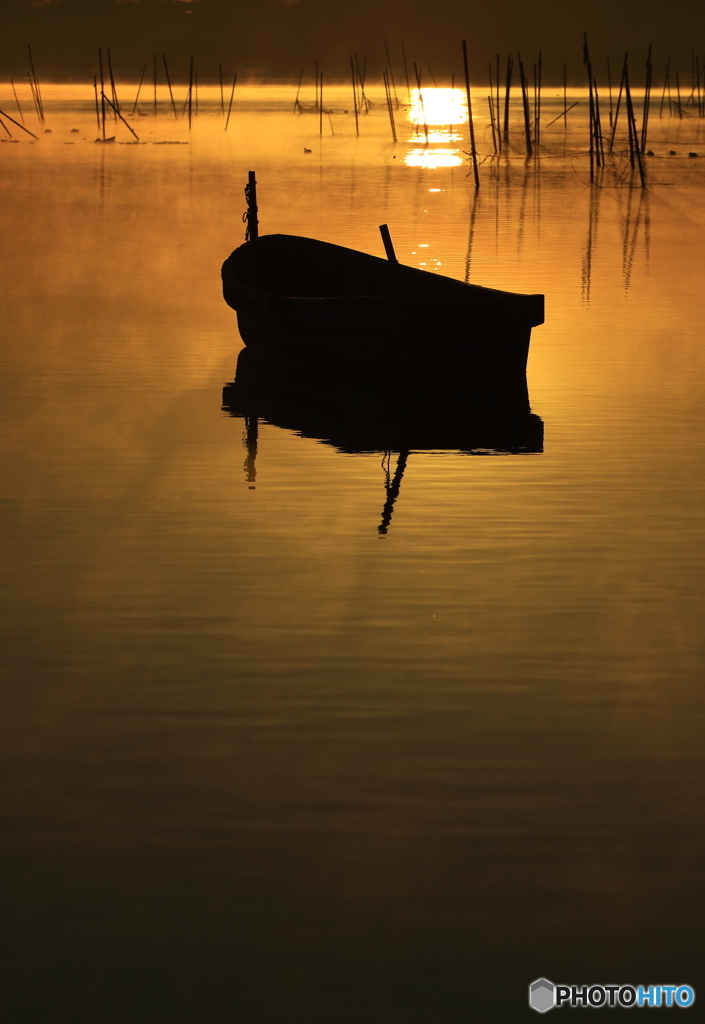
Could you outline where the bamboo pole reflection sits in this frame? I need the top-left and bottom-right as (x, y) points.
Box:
(378, 451), (409, 536)
(243, 415), (257, 489)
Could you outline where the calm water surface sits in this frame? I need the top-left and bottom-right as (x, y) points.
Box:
(2, 85), (705, 1022)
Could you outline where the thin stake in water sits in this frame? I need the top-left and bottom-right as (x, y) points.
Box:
(384, 39), (399, 107)
(27, 45), (44, 124)
(98, 48), (106, 139)
(351, 57), (359, 137)
(383, 69), (397, 141)
(102, 92), (139, 140)
(132, 65), (147, 116)
(162, 55), (178, 119)
(10, 79), (24, 124)
(293, 67), (303, 113)
(504, 55), (513, 143)
(462, 40), (480, 187)
(401, 42), (411, 104)
(224, 74), (237, 131)
(93, 75), (100, 130)
(319, 72), (323, 136)
(517, 51), (532, 157)
(107, 48), (119, 118)
(0, 106), (38, 139)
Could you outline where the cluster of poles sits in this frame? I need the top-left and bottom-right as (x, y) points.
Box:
(292, 36), (705, 191)
(92, 51), (240, 141)
(0, 45), (43, 140)
(3, 37), (704, 185)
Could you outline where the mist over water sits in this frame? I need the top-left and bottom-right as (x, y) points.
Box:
(2, 84), (705, 1023)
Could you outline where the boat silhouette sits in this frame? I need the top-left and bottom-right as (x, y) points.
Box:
(222, 234), (544, 374)
(222, 173), (544, 375)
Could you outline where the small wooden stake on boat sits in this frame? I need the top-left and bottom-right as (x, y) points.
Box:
(379, 224), (397, 262)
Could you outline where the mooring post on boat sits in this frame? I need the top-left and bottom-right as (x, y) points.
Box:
(245, 171), (259, 241)
(379, 224), (397, 262)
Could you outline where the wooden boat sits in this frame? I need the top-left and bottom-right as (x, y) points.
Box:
(222, 233), (544, 375)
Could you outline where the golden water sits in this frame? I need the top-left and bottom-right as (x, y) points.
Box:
(2, 84), (705, 1022)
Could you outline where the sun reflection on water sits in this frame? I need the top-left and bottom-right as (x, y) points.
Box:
(404, 148), (464, 168)
(404, 87), (466, 168)
(408, 88), (467, 126)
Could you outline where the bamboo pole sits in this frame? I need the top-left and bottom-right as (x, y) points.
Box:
(224, 73), (237, 131)
(402, 43), (411, 103)
(641, 46), (652, 154)
(517, 51), (532, 157)
(0, 106), (39, 139)
(462, 40), (480, 188)
(351, 57), (359, 136)
(545, 102), (578, 128)
(10, 79), (24, 124)
(609, 53), (627, 153)
(659, 59), (670, 118)
(131, 65), (147, 115)
(293, 67), (303, 112)
(93, 75), (100, 130)
(358, 56), (369, 112)
(99, 48), (106, 139)
(245, 171), (258, 241)
(495, 53), (501, 151)
(536, 50), (542, 148)
(188, 56), (193, 129)
(383, 70), (397, 141)
(384, 39), (399, 107)
(583, 34), (595, 181)
(503, 55), (513, 143)
(162, 55), (178, 119)
(593, 77), (605, 165)
(488, 95), (498, 153)
(107, 48), (119, 117)
(102, 92), (140, 140)
(26, 73), (40, 123)
(624, 65), (645, 186)
(414, 63), (427, 140)
(319, 72), (323, 136)
(27, 45), (44, 124)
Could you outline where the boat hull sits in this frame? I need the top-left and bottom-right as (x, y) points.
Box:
(222, 234), (544, 375)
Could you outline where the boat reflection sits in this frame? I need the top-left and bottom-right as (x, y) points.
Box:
(223, 347), (543, 532)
